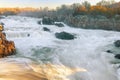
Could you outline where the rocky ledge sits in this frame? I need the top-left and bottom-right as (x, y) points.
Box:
(0, 24), (16, 57)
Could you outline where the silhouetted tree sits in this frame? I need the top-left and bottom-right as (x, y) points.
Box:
(82, 1), (91, 11)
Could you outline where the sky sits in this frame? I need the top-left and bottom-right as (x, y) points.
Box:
(0, 0), (120, 9)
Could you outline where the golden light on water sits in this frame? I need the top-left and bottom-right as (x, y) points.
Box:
(30, 63), (87, 80)
(0, 62), (87, 80)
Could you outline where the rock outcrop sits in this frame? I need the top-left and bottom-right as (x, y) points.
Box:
(115, 54), (120, 59)
(0, 24), (16, 57)
(37, 21), (42, 25)
(114, 40), (120, 47)
(43, 27), (50, 32)
(42, 17), (54, 25)
(55, 23), (64, 27)
(55, 32), (75, 40)
(106, 50), (113, 53)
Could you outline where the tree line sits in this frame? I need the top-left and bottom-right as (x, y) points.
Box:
(0, 0), (120, 19)
(1, 0), (120, 31)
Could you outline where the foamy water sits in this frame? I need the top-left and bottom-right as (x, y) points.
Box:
(0, 16), (119, 80)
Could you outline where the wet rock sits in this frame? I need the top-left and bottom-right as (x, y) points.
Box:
(0, 38), (16, 57)
(27, 34), (30, 37)
(0, 32), (6, 40)
(37, 21), (41, 25)
(42, 17), (54, 25)
(0, 24), (4, 31)
(115, 54), (120, 59)
(55, 32), (75, 40)
(55, 23), (64, 27)
(43, 27), (50, 32)
(0, 25), (16, 58)
(106, 50), (113, 53)
(114, 40), (120, 47)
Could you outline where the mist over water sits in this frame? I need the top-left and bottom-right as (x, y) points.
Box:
(0, 16), (120, 80)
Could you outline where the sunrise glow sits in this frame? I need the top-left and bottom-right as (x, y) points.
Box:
(0, 0), (119, 9)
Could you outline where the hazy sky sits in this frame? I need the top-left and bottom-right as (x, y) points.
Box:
(0, 0), (120, 9)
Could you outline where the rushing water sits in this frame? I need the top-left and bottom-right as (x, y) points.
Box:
(0, 16), (120, 80)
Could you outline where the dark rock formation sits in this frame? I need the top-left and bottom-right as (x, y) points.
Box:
(55, 32), (75, 40)
(43, 27), (50, 32)
(55, 23), (64, 27)
(0, 25), (16, 57)
(27, 34), (30, 37)
(106, 50), (113, 53)
(37, 21), (41, 25)
(114, 40), (120, 47)
(42, 17), (54, 25)
(115, 54), (120, 59)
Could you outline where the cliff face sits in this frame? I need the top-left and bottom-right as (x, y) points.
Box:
(0, 25), (16, 57)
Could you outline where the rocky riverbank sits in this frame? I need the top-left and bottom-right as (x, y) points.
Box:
(0, 24), (15, 57)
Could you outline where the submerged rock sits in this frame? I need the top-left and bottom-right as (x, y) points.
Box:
(55, 23), (64, 27)
(114, 40), (120, 47)
(0, 25), (16, 57)
(37, 21), (41, 25)
(115, 54), (120, 59)
(43, 27), (50, 32)
(42, 17), (54, 25)
(106, 50), (113, 53)
(55, 32), (75, 40)
(27, 34), (30, 37)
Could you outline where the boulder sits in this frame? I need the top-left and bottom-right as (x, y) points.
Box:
(115, 54), (120, 59)
(37, 21), (41, 25)
(42, 17), (54, 25)
(43, 27), (50, 32)
(0, 32), (6, 40)
(0, 39), (16, 57)
(55, 23), (64, 27)
(0, 25), (16, 58)
(114, 40), (120, 47)
(55, 32), (75, 40)
(27, 34), (30, 37)
(3, 40), (15, 57)
(106, 50), (113, 53)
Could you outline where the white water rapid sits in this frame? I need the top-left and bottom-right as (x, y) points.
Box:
(0, 16), (119, 80)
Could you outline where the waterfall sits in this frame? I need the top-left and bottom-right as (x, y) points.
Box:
(0, 16), (120, 80)
(5, 31), (31, 38)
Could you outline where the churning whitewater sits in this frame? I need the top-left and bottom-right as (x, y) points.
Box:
(0, 16), (120, 80)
